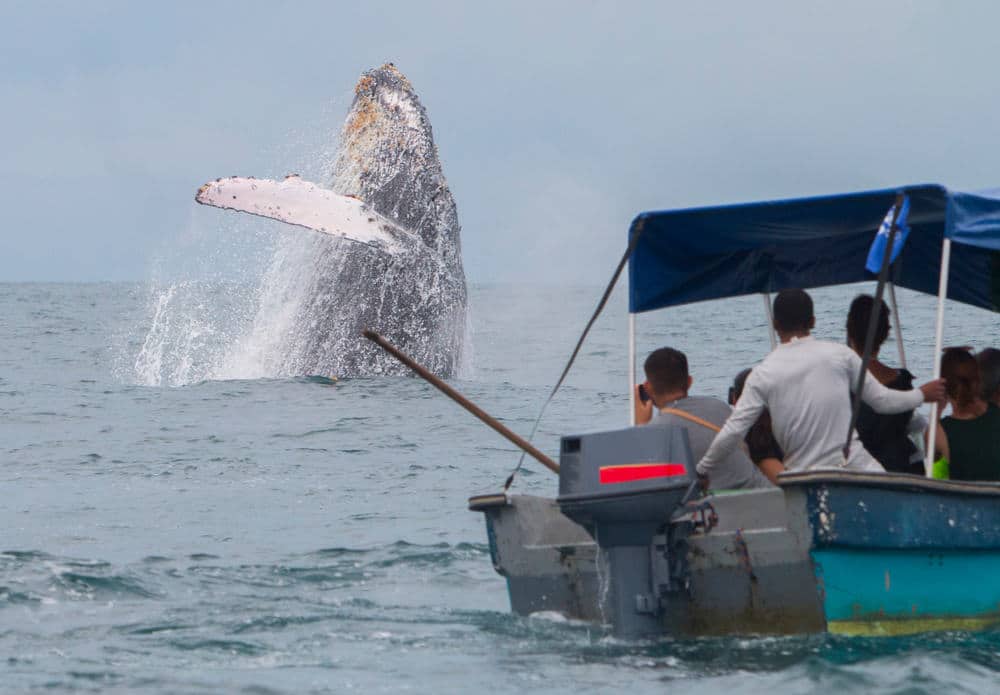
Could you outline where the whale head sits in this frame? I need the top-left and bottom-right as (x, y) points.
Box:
(332, 63), (463, 273)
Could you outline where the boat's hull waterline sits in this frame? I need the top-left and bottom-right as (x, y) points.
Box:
(472, 467), (1000, 637)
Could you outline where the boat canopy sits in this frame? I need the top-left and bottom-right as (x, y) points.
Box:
(628, 183), (1000, 314)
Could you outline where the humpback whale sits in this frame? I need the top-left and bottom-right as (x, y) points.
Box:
(196, 64), (467, 377)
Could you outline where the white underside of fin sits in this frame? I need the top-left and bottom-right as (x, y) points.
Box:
(195, 175), (417, 254)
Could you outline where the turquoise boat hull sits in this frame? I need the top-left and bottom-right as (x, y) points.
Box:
(813, 548), (1000, 634)
(782, 471), (1000, 636)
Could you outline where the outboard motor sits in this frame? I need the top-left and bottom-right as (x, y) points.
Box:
(557, 425), (695, 636)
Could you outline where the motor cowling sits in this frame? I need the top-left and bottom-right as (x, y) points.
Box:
(557, 425), (694, 636)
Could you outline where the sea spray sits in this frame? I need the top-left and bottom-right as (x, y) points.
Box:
(212, 233), (326, 380)
(132, 279), (259, 386)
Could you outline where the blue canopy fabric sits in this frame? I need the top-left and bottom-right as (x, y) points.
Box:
(628, 184), (1000, 314)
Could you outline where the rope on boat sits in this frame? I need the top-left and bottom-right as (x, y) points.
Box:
(502, 220), (647, 492)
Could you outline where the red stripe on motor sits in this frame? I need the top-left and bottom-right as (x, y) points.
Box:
(599, 463), (687, 484)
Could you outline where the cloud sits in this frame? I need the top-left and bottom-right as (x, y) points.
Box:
(3, 1), (1000, 280)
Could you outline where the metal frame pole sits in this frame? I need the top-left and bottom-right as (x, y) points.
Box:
(844, 193), (905, 461)
(925, 239), (952, 477)
(629, 312), (637, 425)
(762, 293), (777, 350)
(888, 281), (907, 369)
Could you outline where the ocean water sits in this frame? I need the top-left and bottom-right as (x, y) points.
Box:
(2, 280), (999, 694)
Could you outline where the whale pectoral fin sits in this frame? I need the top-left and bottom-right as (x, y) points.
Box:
(195, 175), (419, 254)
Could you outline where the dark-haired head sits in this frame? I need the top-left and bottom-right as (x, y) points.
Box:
(978, 348), (1000, 404)
(729, 368), (752, 406)
(644, 347), (690, 398)
(941, 347), (982, 409)
(846, 294), (890, 353)
(773, 289), (815, 335)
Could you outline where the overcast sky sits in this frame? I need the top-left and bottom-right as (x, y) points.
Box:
(3, 1), (1000, 283)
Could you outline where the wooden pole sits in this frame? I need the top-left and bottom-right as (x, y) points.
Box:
(362, 330), (560, 474)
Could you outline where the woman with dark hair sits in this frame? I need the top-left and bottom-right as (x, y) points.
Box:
(940, 348), (1000, 481)
(977, 348), (1000, 406)
(846, 294), (923, 474)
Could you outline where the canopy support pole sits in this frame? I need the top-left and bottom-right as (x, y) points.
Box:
(762, 293), (777, 350)
(888, 282), (907, 369)
(926, 239), (952, 477)
(629, 312), (637, 425)
(844, 193), (905, 462)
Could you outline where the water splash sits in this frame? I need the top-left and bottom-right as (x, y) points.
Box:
(212, 234), (325, 380)
(595, 530), (611, 627)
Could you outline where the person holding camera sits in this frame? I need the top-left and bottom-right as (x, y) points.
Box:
(634, 346), (772, 490)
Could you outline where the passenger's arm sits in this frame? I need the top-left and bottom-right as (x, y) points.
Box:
(696, 374), (766, 480)
(926, 422), (950, 461)
(757, 457), (786, 486)
(847, 352), (925, 414)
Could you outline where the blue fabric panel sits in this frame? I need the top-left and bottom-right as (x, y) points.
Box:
(948, 188), (1000, 252)
(628, 183), (1000, 314)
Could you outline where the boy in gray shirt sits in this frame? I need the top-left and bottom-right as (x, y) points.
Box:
(635, 347), (772, 490)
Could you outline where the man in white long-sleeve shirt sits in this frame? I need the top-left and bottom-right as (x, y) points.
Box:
(697, 289), (946, 483)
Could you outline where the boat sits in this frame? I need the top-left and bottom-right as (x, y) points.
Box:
(469, 184), (1000, 637)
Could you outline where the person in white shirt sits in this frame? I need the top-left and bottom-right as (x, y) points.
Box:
(697, 289), (946, 485)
